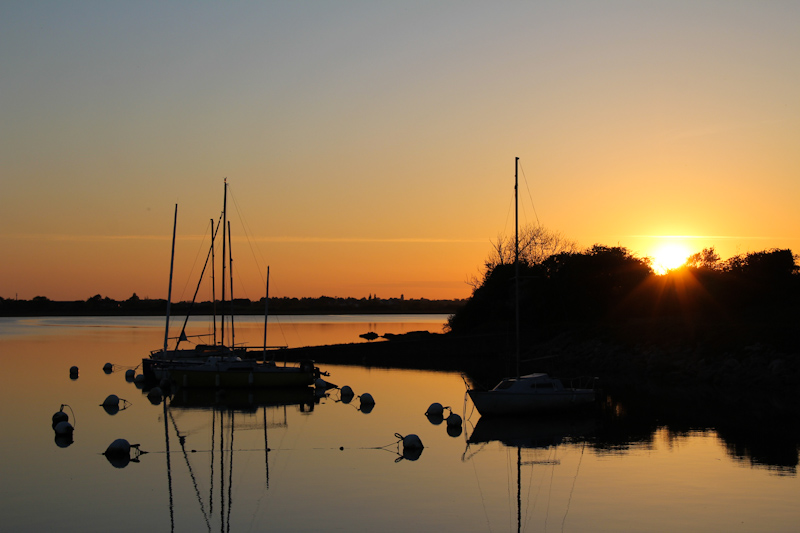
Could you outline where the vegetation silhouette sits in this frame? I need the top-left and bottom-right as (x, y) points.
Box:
(449, 244), (798, 341)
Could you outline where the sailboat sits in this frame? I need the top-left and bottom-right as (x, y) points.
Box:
(143, 180), (321, 389)
(467, 158), (595, 415)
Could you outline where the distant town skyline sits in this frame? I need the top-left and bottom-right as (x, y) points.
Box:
(3, 2), (799, 301)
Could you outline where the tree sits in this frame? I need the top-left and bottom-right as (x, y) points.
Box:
(469, 225), (579, 289)
(685, 247), (721, 270)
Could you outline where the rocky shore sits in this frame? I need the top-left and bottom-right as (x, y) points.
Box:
(280, 321), (800, 422)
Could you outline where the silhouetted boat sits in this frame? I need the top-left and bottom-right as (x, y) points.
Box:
(143, 180), (320, 388)
(467, 158), (595, 415)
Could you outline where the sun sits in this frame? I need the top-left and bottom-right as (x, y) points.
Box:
(651, 243), (690, 274)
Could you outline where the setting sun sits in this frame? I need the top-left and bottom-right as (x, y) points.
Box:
(651, 244), (691, 274)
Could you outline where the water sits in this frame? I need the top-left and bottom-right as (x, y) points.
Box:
(1, 315), (799, 532)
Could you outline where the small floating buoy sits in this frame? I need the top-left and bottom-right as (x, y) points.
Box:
(402, 434), (424, 449)
(69, 366), (79, 378)
(102, 394), (120, 407)
(445, 413), (462, 427)
(339, 385), (354, 404)
(360, 393), (374, 404)
(125, 369), (135, 382)
(396, 433), (424, 461)
(359, 393), (375, 413)
(103, 363), (113, 374)
(101, 394), (121, 415)
(105, 438), (130, 456)
(134, 374), (146, 384)
(103, 438), (141, 468)
(54, 420), (74, 436)
(426, 402), (444, 416)
(52, 411), (69, 429)
(54, 433), (73, 448)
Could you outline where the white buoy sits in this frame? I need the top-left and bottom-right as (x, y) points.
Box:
(103, 362), (113, 374)
(125, 369), (135, 381)
(54, 420), (74, 436)
(426, 402), (444, 416)
(446, 413), (462, 427)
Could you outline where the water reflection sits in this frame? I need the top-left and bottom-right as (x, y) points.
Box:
(3, 317), (800, 532)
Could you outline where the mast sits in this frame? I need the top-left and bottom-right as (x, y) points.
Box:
(514, 157), (520, 378)
(211, 218), (217, 346)
(228, 220), (235, 350)
(263, 266), (270, 362)
(164, 204), (178, 354)
(221, 179), (227, 348)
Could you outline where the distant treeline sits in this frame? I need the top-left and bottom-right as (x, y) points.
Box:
(0, 294), (465, 317)
(448, 245), (799, 347)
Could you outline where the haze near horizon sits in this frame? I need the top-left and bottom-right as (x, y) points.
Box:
(2, 2), (798, 301)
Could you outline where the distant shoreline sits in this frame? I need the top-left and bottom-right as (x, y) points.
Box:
(0, 295), (465, 318)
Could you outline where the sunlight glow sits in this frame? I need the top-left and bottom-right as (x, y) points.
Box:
(652, 243), (691, 274)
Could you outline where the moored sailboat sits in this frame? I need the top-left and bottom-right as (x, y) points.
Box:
(143, 180), (321, 388)
(467, 158), (596, 415)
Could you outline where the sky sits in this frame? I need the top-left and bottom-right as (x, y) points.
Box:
(2, 1), (799, 301)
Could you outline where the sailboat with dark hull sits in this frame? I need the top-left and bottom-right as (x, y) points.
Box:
(143, 180), (320, 389)
(467, 158), (595, 415)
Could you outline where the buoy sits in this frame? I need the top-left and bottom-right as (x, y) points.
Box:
(445, 413), (462, 427)
(54, 420), (74, 436)
(105, 438), (130, 456)
(124, 369), (135, 382)
(52, 411), (69, 429)
(69, 366), (79, 377)
(360, 393), (375, 404)
(102, 394), (120, 407)
(395, 433), (424, 461)
(101, 394), (121, 415)
(103, 362), (113, 374)
(426, 402), (444, 416)
(54, 434), (73, 448)
(103, 438), (141, 468)
(425, 413), (444, 426)
(402, 434), (424, 449)
(340, 385), (354, 396)
(134, 374), (146, 384)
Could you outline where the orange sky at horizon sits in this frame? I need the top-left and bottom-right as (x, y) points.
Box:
(2, 2), (799, 302)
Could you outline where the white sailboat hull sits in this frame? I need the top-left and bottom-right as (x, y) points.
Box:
(468, 388), (595, 416)
(468, 373), (596, 416)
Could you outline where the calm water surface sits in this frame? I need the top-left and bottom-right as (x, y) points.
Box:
(1, 315), (798, 532)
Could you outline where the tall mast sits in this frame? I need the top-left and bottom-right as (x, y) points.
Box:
(228, 220), (235, 349)
(164, 204), (178, 354)
(263, 266), (270, 362)
(211, 218), (217, 346)
(514, 157), (520, 378)
(221, 179), (227, 347)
